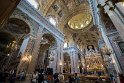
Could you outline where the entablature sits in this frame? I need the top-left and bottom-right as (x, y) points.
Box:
(17, 0), (64, 42)
(63, 45), (83, 56)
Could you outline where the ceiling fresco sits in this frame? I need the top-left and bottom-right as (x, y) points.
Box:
(68, 13), (92, 30)
(37, 0), (100, 48)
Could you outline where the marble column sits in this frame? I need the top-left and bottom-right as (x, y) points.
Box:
(27, 29), (43, 74)
(98, 10), (122, 83)
(70, 52), (74, 74)
(97, 1), (122, 73)
(99, 1), (124, 41)
(48, 41), (64, 74)
(50, 49), (57, 74)
(116, 3), (124, 15)
(56, 42), (64, 73)
(60, 42), (64, 73)
(16, 28), (43, 83)
(70, 50), (79, 74)
(98, 21), (122, 73)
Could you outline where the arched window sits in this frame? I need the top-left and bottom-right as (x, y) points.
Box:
(27, 0), (39, 9)
(49, 17), (56, 26)
(52, 4), (59, 11)
(123, 2), (124, 7)
(64, 42), (68, 48)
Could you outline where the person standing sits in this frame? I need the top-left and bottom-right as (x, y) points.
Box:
(43, 75), (48, 83)
(0, 70), (4, 83)
(118, 73), (124, 83)
(68, 76), (75, 83)
(9, 70), (16, 83)
(53, 73), (59, 83)
(19, 71), (25, 80)
(74, 73), (80, 83)
(38, 72), (44, 83)
(110, 73), (114, 83)
(31, 71), (38, 83)
(58, 73), (64, 83)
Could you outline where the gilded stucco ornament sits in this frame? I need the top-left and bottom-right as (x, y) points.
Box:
(68, 13), (92, 30)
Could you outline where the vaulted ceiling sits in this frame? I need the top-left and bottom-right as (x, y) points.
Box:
(38, 0), (91, 29)
(37, 0), (100, 48)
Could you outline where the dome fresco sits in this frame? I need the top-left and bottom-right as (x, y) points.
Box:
(68, 13), (92, 30)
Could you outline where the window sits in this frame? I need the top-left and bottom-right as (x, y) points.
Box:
(58, 10), (63, 17)
(64, 42), (67, 48)
(49, 17), (56, 26)
(121, 2), (124, 7)
(78, 0), (83, 4)
(52, 4), (59, 11)
(74, 0), (80, 6)
(118, 42), (124, 54)
(27, 0), (39, 9)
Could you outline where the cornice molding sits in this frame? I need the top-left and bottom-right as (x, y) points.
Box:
(17, 0), (64, 42)
(63, 45), (83, 56)
(58, 4), (91, 28)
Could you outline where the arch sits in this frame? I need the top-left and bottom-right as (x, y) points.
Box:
(10, 14), (33, 33)
(0, 32), (16, 54)
(36, 33), (57, 69)
(60, 5), (92, 28)
(5, 18), (31, 34)
(0, 17), (31, 70)
(42, 33), (56, 46)
(63, 52), (71, 73)
(42, 30), (58, 46)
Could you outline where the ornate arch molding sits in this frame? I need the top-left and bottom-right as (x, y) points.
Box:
(10, 9), (34, 34)
(42, 30), (57, 47)
(63, 52), (71, 57)
(1, 17), (32, 42)
(42, 28), (64, 46)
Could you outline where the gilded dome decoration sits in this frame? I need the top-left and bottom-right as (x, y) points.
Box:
(68, 13), (92, 30)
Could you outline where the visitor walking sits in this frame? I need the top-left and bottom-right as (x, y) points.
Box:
(31, 71), (38, 83)
(53, 73), (59, 83)
(9, 70), (16, 83)
(68, 76), (74, 83)
(0, 70), (4, 83)
(118, 73), (124, 83)
(38, 72), (44, 83)
(58, 73), (64, 83)
(19, 71), (25, 80)
(74, 73), (80, 83)
(43, 75), (48, 83)
(110, 73), (114, 83)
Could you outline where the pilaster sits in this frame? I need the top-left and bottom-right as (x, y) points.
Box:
(97, 0), (123, 73)
(16, 28), (43, 82)
(99, 1), (124, 41)
(69, 50), (79, 74)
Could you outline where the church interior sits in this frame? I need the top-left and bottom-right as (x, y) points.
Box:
(0, 0), (124, 83)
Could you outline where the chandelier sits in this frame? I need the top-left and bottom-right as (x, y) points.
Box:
(48, 56), (54, 61)
(5, 41), (17, 54)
